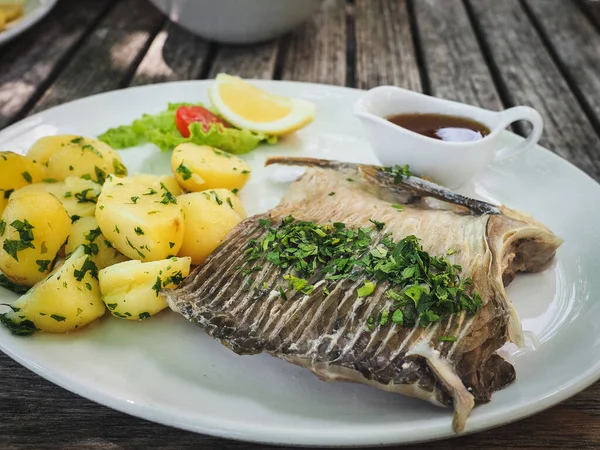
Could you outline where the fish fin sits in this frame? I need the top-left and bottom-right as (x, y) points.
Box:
(266, 156), (501, 216)
(408, 341), (475, 433)
(359, 165), (501, 216)
(265, 156), (359, 172)
(507, 302), (525, 347)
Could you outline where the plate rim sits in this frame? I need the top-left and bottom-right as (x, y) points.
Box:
(1, 79), (599, 447)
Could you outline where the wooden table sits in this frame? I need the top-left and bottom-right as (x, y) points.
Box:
(1, 0), (600, 448)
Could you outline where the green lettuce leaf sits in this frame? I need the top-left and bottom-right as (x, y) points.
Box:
(97, 102), (277, 154)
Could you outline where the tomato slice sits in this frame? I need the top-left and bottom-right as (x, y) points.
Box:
(175, 106), (230, 137)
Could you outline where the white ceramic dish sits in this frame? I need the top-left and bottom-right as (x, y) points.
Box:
(354, 85), (544, 189)
(0, 80), (599, 447)
(0, 0), (57, 46)
(147, 0), (324, 44)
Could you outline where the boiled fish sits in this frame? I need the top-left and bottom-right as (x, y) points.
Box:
(163, 157), (563, 432)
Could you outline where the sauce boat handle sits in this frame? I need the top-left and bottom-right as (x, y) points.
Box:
(493, 106), (544, 162)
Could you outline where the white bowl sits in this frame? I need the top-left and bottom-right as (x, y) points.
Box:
(148, 0), (325, 44)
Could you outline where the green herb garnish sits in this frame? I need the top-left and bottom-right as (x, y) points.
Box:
(159, 183), (177, 205)
(0, 315), (37, 335)
(82, 144), (103, 158)
(36, 260), (51, 273)
(2, 219), (35, 261)
(85, 227), (102, 242)
(369, 219), (384, 230)
(112, 158), (127, 176)
(151, 276), (162, 296)
(212, 191), (223, 206)
(176, 162), (193, 181)
(283, 274), (314, 295)
(245, 216), (482, 328)
(94, 166), (107, 184)
(21, 171), (32, 183)
(0, 274), (29, 294)
(73, 258), (98, 281)
(357, 281), (376, 297)
(75, 188), (97, 204)
(383, 164), (412, 183)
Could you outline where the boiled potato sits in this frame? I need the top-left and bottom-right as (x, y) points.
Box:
(0, 196), (7, 219)
(125, 174), (183, 196)
(28, 135), (127, 182)
(27, 135), (80, 164)
(0, 191), (71, 286)
(171, 143), (251, 192)
(96, 175), (184, 261)
(0, 151), (45, 209)
(0, 4), (23, 22)
(178, 190), (245, 265)
(99, 256), (191, 320)
(11, 177), (102, 220)
(208, 188), (247, 219)
(65, 216), (128, 270)
(0, 246), (105, 334)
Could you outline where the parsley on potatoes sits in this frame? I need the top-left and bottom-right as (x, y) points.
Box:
(99, 257), (191, 320)
(177, 189), (246, 265)
(0, 191), (71, 286)
(27, 135), (127, 182)
(65, 216), (129, 270)
(0, 246), (105, 334)
(0, 133), (252, 335)
(0, 151), (45, 216)
(171, 143), (251, 192)
(11, 177), (103, 220)
(95, 175), (185, 261)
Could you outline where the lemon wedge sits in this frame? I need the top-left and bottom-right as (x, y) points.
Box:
(209, 73), (315, 136)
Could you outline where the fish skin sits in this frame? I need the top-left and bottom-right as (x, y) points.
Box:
(163, 158), (562, 433)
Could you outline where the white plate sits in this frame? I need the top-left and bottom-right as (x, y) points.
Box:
(0, 0), (57, 46)
(0, 81), (599, 447)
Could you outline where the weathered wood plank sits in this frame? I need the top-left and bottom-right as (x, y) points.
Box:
(208, 41), (279, 80)
(0, 0), (113, 129)
(524, 0), (600, 128)
(130, 22), (210, 86)
(580, 0), (600, 27)
(281, 0), (346, 86)
(414, 0), (503, 111)
(354, 0), (422, 91)
(467, 0), (600, 179)
(1, 347), (600, 449)
(29, 0), (165, 114)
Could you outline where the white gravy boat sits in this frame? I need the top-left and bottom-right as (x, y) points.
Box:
(353, 86), (543, 189)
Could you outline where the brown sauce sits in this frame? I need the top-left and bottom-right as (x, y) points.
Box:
(387, 113), (491, 142)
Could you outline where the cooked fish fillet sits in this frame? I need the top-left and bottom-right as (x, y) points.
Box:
(163, 157), (563, 432)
